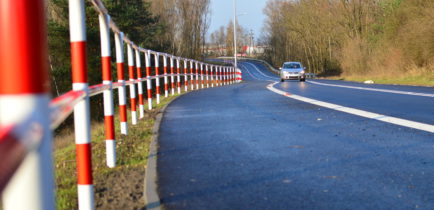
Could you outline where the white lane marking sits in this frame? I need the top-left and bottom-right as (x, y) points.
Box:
(267, 82), (434, 133)
(308, 80), (434, 98)
(243, 62), (278, 81)
(239, 63), (267, 81)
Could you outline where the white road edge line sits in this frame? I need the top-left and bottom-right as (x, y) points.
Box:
(243, 62), (278, 81)
(267, 82), (434, 133)
(308, 80), (434, 98)
(239, 63), (268, 81)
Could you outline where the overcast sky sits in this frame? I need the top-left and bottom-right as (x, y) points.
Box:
(208, 0), (267, 40)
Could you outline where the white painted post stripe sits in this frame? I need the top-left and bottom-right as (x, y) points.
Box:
(267, 82), (434, 133)
(77, 185), (94, 210)
(69, 0), (86, 42)
(0, 96), (55, 210)
(105, 140), (116, 168)
(98, 14), (110, 57)
(115, 32), (124, 63)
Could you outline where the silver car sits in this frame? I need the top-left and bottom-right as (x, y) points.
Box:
(280, 62), (306, 82)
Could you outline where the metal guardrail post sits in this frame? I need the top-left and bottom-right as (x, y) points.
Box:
(195, 62), (200, 89)
(0, 0), (55, 209)
(210, 66), (214, 87)
(190, 60), (195, 90)
(98, 13), (116, 168)
(184, 59), (189, 92)
(163, 54), (168, 97)
(154, 53), (161, 104)
(200, 63), (205, 89)
(115, 32), (128, 135)
(69, 0), (95, 209)
(145, 51), (153, 110)
(176, 58), (181, 94)
(206, 64), (210, 88)
(170, 56), (175, 96)
(127, 43), (137, 125)
(135, 48), (145, 119)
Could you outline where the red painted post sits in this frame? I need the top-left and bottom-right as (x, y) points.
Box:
(98, 13), (116, 168)
(184, 60), (189, 92)
(201, 63), (205, 89)
(225, 67), (229, 85)
(190, 60), (195, 90)
(127, 43), (137, 125)
(0, 0), (55, 209)
(230, 67), (233, 84)
(233, 67), (236, 84)
(222, 67), (225, 85)
(206, 64), (210, 88)
(210, 65), (214, 87)
(217, 66), (220, 86)
(176, 58), (181, 94)
(145, 51), (153, 110)
(135, 49), (145, 118)
(220, 67), (222, 85)
(115, 32), (128, 135)
(69, 0), (94, 209)
(170, 56), (175, 95)
(163, 54), (168, 97)
(154, 53), (161, 104)
(195, 62), (200, 89)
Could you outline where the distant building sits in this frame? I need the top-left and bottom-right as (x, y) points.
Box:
(242, 46), (266, 55)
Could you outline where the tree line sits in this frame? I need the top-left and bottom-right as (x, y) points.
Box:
(262, 0), (434, 77)
(208, 21), (252, 57)
(47, 0), (210, 123)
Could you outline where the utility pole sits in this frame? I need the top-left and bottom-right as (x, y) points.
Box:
(248, 29), (254, 56)
(233, 0), (237, 70)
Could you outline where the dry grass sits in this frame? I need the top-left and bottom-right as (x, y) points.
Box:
(333, 61), (434, 86)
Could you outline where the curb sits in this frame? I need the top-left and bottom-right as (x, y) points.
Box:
(143, 98), (178, 210)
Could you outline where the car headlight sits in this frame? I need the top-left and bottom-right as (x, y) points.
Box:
(300, 71), (305, 74)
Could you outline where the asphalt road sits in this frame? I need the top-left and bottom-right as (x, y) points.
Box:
(157, 60), (434, 209)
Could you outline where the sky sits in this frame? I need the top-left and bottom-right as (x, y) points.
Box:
(208, 0), (267, 40)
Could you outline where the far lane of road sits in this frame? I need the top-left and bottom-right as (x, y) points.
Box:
(157, 60), (434, 209)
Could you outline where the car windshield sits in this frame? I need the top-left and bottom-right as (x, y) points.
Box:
(283, 63), (301, 69)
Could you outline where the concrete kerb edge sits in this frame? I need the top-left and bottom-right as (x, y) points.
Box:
(144, 96), (181, 210)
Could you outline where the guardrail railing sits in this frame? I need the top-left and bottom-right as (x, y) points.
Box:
(0, 0), (242, 209)
(219, 57), (316, 78)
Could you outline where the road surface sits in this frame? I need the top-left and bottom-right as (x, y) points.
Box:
(156, 60), (434, 209)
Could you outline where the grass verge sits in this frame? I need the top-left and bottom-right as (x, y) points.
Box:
(332, 73), (434, 87)
(54, 94), (180, 209)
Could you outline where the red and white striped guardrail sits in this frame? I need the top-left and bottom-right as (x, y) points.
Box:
(0, 0), (240, 209)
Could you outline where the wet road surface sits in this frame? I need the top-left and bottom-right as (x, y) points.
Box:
(157, 60), (434, 209)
